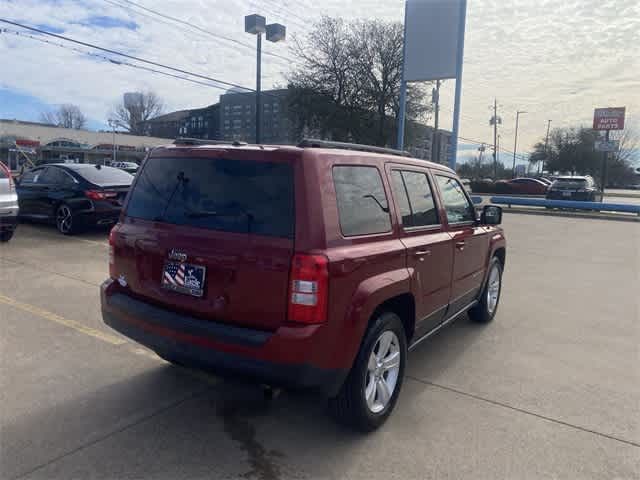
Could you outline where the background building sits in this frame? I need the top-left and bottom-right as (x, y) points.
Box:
(142, 103), (220, 140)
(141, 87), (451, 162)
(0, 119), (171, 171)
(220, 88), (290, 143)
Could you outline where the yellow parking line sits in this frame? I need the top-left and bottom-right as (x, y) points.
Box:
(0, 293), (126, 346)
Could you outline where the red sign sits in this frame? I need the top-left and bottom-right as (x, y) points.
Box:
(593, 107), (626, 131)
(15, 139), (40, 148)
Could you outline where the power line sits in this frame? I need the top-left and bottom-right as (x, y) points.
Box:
(108, 0), (300, 65)
(0, 18), (262, 94)
(246, 0), (308, 30)
(1, 28), (230, 92)
(259, 0), (309, 24)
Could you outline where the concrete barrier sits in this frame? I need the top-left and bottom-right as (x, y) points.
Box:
(490, 196), (640, 216)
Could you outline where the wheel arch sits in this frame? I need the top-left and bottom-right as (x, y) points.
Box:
(370, 293), (416, 345)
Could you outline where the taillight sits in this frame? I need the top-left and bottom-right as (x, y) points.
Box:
(85, 190), (118, 200)
(287, 254), (329, 325)
(108, 228), (116, 278)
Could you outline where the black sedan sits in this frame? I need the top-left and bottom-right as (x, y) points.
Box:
(16, 163), (133, 235)
(546, 176), (598, 202)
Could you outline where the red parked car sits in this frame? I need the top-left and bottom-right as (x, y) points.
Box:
(495, 177), (549, 195)
(102, 139), (507, 431)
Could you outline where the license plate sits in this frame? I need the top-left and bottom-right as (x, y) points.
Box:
(562, 191), (571, 197)
(161, 262), (206, 297)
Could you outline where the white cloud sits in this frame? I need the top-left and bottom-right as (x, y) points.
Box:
(0, 0), (638, 154)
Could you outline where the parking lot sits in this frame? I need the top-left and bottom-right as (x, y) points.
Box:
(1, 214), (639, 479)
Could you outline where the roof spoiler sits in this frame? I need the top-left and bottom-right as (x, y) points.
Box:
(173, 138), (249, 147)
(298, 138), (411, 158)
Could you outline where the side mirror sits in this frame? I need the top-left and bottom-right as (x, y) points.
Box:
(481, 205), (502, 226)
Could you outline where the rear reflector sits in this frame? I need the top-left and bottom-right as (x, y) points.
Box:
(287, 254), (329, 325)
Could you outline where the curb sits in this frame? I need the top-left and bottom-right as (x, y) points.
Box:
(606, 191), (640, 199)
(502, 207), (640, 223)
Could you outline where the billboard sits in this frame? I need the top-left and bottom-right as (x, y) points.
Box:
(403, 0), (464, 81)
(593, 107), (626, 131)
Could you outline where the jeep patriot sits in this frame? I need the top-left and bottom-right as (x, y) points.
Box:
(101, 139), (506, 431)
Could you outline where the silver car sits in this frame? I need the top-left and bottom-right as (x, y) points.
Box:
(0, 161), (19, 242)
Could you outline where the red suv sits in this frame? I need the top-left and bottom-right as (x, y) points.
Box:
(102, 139), (506, 431)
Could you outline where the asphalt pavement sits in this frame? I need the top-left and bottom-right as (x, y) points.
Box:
(1, 216), (639, 480)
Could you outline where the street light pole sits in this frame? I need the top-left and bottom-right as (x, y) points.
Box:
(245, 15), (286, 145)
(256, 32), (262, 144)
(108, 119), (117, 165)
(512, 110), (526, 178)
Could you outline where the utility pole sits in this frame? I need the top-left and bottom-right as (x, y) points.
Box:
(512, 110), (526, 178)
(497, 134), (501, 175)
(490, 99), (501, 179)
(541, 119), (552, 174)
(432, 80), (440, 163)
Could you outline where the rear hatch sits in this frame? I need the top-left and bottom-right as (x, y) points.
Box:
(112, 150), (295, 332)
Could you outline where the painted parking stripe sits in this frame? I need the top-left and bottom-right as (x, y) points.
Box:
(0, 293), (126, 346)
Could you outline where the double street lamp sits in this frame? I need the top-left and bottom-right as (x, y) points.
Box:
(245, 14), (286, 144)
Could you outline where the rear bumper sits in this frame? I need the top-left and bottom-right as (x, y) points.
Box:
(546, 191), (596, 201)
(101, 280), (347, 395)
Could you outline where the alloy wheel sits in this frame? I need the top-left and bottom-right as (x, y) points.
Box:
(56, 205), (73, 234)
(364, 330), (401, 414)
(487, 264), (501, 314)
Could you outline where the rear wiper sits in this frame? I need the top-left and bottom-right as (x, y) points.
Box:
(185, 210), (254, 233)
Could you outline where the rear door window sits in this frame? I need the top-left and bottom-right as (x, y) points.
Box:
(391, 170), (439, 228)
(126, 157), (295, 238)
(333, 165), (391, 236)
(20, 169), (44, 184)
(39, 167), (74, 186)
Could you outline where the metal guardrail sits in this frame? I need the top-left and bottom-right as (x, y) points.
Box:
(490, 196), (640, 216)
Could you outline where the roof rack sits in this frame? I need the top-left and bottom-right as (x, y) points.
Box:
(298, 138), (411, 158)
(173, 138), (249, 147)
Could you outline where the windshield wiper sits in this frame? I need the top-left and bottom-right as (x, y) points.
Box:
(153, 171), (189, 222)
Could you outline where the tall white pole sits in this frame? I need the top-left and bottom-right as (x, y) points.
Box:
(448, 0), (468, 170)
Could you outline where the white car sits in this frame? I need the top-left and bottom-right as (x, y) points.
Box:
(0, 161), (19, 242)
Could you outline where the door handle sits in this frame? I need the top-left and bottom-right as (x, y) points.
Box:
(414, 250), (432, 256)
(455, 241), (466, 251)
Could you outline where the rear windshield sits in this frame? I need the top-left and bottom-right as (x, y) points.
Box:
(72, 165), (133, 186)
(554, 178), (588, 187)
(126, 157), (294, 238)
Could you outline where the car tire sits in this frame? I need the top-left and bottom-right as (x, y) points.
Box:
(469, 257), (503, 323)
(55, 203), (78, 235)
(328, 311), (407, 432)
(0, 230), (14, 242)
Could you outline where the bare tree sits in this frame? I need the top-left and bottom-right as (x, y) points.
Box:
(288, 16), (431, 147)
(111, 91), (164, 135)
(40, 104), (87, 129)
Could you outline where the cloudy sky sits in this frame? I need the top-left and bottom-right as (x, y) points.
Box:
(0, 0), (638, 163)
